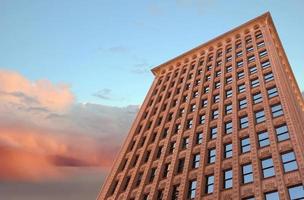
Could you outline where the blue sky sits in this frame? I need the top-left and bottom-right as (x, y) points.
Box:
(0, 0), (303, 107)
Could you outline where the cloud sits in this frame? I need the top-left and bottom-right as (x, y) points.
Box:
(0, 70), (139, 182)
(93, 88), (112, 100)
(108, 46), (129, 54)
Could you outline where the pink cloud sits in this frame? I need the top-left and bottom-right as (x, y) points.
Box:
(0, 70), (138, 182)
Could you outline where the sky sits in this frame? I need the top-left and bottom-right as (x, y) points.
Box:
(0, 0), (303, 200)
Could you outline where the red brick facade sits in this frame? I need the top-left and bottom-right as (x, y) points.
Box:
(97, 12), (304, 200)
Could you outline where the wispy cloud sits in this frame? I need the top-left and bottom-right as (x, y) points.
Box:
(93, 88), (112, 100)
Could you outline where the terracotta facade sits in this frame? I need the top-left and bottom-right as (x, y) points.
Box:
(97, 12), (304, 200)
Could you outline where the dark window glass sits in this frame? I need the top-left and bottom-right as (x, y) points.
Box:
(226, 89), (233, 98)
(259, 50), (268, 58)
(249, 65), (257, 74)
(212, 110), (219, 119)
(226, 76), (233, 84)
(171, 184), (180, 200)
(261, 60), (270, 69)
(182, 137), (189, 149)
(177, 158), (185, 174)
(199, 115), (205, 124)
(264, 72), (274, 82)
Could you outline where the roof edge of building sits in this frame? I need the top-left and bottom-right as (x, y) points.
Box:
(151, 11), (271, 76)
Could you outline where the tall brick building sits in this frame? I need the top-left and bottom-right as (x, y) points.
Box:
(97, 12), (304, 200)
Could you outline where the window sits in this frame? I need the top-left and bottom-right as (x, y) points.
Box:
(188, 180), (197, 199)
(238, 71), (245, 79)
(261, 157), (275, 178)
(208, 148), (216, 164)
(226, 65), (232, 73)
(192, 153), (200, 169)
(169, 142), (176, 154)
(135, 172), (143, 186)
(257, 41), (265, 48)
(199, 114), (205, 124)
(214, 82), (220, 89)
(237, 60), (244, 67)
(239, 98), (247, 109)
(236, 51), (243, 57)
(156, 146), (163, 158)
(187, 119), (193, 129)
(241, 137), (251, 153)
(288, 185), (304, 200)
(205, 75), (211, 81)
(226, 89), (233, 98)
(251, 78), (259, 88)
(281, 151), (298, 172)
(122, 176), (131, 191)
(174, 157), (184, 175)
(247, 46), (254, 53)
(207, 65), (212, 71)
(264, 191), (279, 200)
(182, 137), (189, 149)
(261, 60), (270, 69)
(210, 127), (217, 139)
(275, 124), (290, 141)
(259, 50), (268, 58)
(202, 99), (208, 107)
(240, 116), (249, 129)
(226, 76), (232, 84)
(213, 94), (220, 103)
(258, 130), (270, 147)
(242, 163), (253, 184)
(212, 110), (219, 119)
(271, 104), (283, 117)
(267, 87), (278, 98)
(249, 65), (257, 74)
(163, 163), (170, 178)
(236, 42), (242, 49)
(217, 61), (222, 67)
(174, 124), (181, 134)
(225, 121), (233, 134)
(196, 132), (203, 144)
(224, 143), (233, 158)
(253, 92), (263, 104)
(215, 70), (221, 77)
(149, 168), (156, 182)
(256, 32), (263, 39)
(255, 110), (266, 123)
(223, 169), (233, 189)
(190, 104), (196, 112)
(226, 56), (232, 62)
(144, 151), (151, 162)
(226, 46), (232, 53)
(264, 72), (274, 82)
(205, 175), (214, 194)
(243, 197), (255, 200)
(157, 190), (164, 200)
(204, 86), (209, 94)
(248, 55), (255, 63)
(192, 91), (199, 98)
(225, 104), (233, 114)
(238, 84), (246, 93)
(171, 184), (180, 200)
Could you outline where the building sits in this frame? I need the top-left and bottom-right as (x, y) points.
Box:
(97, 12), (304, 200)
